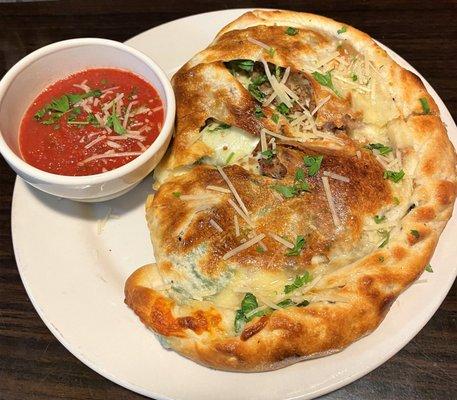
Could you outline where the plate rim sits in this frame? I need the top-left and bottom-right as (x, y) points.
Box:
(11, 8), (457, 400)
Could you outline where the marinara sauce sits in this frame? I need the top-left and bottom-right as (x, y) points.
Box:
(19, 68), (164, 176)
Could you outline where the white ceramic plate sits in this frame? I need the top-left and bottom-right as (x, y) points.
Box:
(12, 9), (457, 400)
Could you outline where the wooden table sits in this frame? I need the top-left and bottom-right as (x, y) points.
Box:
(0, 1), (456, 399)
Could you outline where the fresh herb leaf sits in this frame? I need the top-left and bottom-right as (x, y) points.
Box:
(284, 270), (311, 293)
(425, 264), (433, 273)
(275, 65), (284, 80)
(261, 149), (275, 160)
(172, 192), (181, 198)
(67, 89), (101, 106)
(210, 123), (231, 132)
(248, 84), (265, 102)
(268, 47), (276, 57)
(86, 113), (99, 126)
(276, 102), (290, 116)
(271, 113), (280, 124)
(295, 167), (305, 182)
(234, 309), (246, 333)
(271, 184), (298, 198)
(374, 215), (386, 224)
(297, 299), (310, 307)
(106, 105), (126, 135)
(366, 143), (393, 156)
(303, 155), (323, 176)
(241, 292), (258, 314)
(285, 236), (306, 257)
(226, 152), (235, 164)
(351, 73), (358, 81)
(276, 299), (294, 308)
(393, 196), (400, 205)
(251, 74), (267, 86)
(285, 27), (298, 36)
(384, 170), (405, 183)
(337, 26), (347, 34)
(256, 245), (265, 253)
(254, 105), (265, 118)
(67, 107), (82, 122)
(419, 97), (430, 114)
(312, 71), (340, 96)
(410, 229), (420, 239)
(378, 229), (390, 248)
(230, 59), (255, 72)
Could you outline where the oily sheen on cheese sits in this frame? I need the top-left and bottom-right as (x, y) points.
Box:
(124, 9), (457, 372)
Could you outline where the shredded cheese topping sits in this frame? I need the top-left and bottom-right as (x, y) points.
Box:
(322, 176), (341, 226)
(268, 232), (294, 249)
(222, 233), (266, 260)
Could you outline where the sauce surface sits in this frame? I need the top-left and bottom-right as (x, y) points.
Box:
(19, 68), (164, 176)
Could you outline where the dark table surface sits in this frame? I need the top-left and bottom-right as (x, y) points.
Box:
(0, 1), (456, 399)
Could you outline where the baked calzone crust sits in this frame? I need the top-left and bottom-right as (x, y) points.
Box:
(125, 10), (456, 371)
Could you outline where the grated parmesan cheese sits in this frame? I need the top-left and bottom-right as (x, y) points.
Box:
(322, 176), (341, 226)
(206, 185), (231, 194)
(209, 218), (223, 233)
(222, 233), (266, 260)
(268, 232), (294, 249)
(216, 166), (249, 216)
(323, 171), (350, 183)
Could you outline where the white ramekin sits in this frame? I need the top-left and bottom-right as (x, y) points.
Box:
(0, 38), (175, 202)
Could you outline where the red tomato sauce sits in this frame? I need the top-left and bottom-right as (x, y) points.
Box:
(19, 68), (164, 176)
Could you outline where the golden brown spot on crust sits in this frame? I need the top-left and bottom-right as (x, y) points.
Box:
(415, 206), (436, 222)
(421, 159), (436, 176)
(392, 246), (407, 261)
(149, 297), (183, 337)
(436, 180), (457, 206)
(241, 316), (269, 341)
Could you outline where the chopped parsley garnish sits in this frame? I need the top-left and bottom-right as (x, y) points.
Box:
(226, 152), (235, 164)
(34, 89), (102, 125)
(337, 26), (347, 34)
(393, 196), (400, 205)
(312, 71), (340, 96)
(234, 291), (309, 332)
(351, 73), (358, 81)
(106, 104), (126, 135)
(295, 167), (305, 182)
(271, 184), (299, 198)
(275, 65), (284, 80)
(284, 270), (311, 293)
(410, 229), (420, 239)
(374, 215), (386, 224)
(230, 59), (255, 72)
(248, 84), (265, 102)
(276, 299), (294, 308)
(419, 97), (430, 114)
(172, 191), (181, 198)
(276, 102), (290, 115)
(251, 74), (267, 86)
(255, 245), (265, 253)
(67, 107), (82, 122)
(384, 170), (405, 183)
(303, 155), (323, 176)
(254, 105), (265, 118)
(378, 229), (390, 248)
(285, 236), (306, 257)
(425, 264), (433, 273)
(261, 149), (275, 160)
(271, 113), (280, 124)
(366, 143), (393, 156)
(210, 123), (231, 132)
(234, 292), (259, 332)
(285, 27), (298, 36)
(268, 47), (276, 57)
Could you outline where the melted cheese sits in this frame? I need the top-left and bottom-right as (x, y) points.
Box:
(201, 122), (259, 166)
